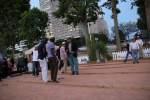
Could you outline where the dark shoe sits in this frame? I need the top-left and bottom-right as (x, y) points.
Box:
(75, 71), (79, 75)
(53, 80), (59, 83)
(72, 71), (75, 75)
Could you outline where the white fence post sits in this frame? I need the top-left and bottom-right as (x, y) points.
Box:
(112, 48), (150, 61)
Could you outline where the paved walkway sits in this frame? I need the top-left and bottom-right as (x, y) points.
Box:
(0, 60), (150, 100)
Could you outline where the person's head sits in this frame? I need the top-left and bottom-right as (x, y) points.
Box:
(35, 46), (38, 50)
(61, 42), (65, 46)
(41, 38), (48, 44)
(132, 38), (136, 42)
(137, 36), (140, 40)
(67, 36), (72, 43)
(49, 36), (55, 42)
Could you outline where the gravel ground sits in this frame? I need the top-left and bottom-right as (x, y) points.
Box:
(0, 60), (150, 100)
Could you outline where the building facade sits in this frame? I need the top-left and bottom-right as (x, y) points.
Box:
(39, 0), (81, 40)
(39, 0), (109, 40)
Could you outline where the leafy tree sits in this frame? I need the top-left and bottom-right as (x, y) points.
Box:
(52, 0), (102, 56)
(112, 22), (137, 41)
(20, 8), (48, 47)
(132, 0), (147, 30)
(92, 33), (108, 44)
(0, 0), (30, 55)
(131, 0), (150, 40)
(102, 0), (126, 51)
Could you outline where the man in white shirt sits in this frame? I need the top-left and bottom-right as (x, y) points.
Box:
(130, 38), (140, 64)
(136, 36), (143, 59)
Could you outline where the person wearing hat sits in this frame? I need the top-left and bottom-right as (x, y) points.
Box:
(38, 38), (49, 82)
(46, 36), (59, 82)
(130, 38), (140, 64)
(136, 36), (143, 59)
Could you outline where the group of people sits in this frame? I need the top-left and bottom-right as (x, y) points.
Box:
(124, 35), (143, 64)
(32, 36), (79, 83)
(0, 56), (15, 81)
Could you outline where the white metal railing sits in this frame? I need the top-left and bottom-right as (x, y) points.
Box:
(112, 48), (150, 60)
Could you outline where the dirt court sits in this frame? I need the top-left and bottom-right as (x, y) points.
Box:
(0, 60), (150, 100)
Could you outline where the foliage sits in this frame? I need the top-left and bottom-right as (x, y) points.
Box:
(102, 0), (126, 17)
(87, 36), (96, 61)
(131, 0), (147, 30)
(20, 8), (48, 47)
(53, 0), (102, 56)
(92, 33), (108, 44)
(53, 0), (101, 26)
(0, 0), (30, 54)
(102, 0), (126, 51)
(119, 22), (138, 33)
(111, 27), (125, 42)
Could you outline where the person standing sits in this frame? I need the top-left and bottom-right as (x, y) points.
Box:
(46, 37), (59, 83)
(136, 36), (144, 59)
(67, 38), (79, 75)
(60, 42), (67, 73)
(130, 38), (140, 64)
(38, 39), (49, 83)
(32, 47), (39, 76)
(124, 42), (132, 63)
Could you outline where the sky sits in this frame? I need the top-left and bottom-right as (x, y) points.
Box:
(30, 0), (139, 35)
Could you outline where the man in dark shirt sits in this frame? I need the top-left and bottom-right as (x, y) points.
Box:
(124, 43), (132, 63)
(66, 38), (79, 75)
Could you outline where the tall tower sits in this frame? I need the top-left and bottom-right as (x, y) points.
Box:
(39, 0), (81, 40)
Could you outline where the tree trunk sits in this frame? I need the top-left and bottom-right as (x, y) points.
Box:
(12, 46), (15, 58)
(112, 0), (121, 51)
(79, 22), (91, 57)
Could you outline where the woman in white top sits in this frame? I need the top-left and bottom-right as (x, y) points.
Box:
(60, 42), (67, 73)
(32, 47), (39, 76)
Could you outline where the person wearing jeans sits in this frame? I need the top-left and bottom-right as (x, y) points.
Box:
(67, 38), (79, 75)
(130, 38), (140, 64)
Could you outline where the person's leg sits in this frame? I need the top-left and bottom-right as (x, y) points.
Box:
(63, 59), (67, 73)
(73, 57), (79, 75)
(32, 61), (36, 76)
(53, 58), (59, 82)
(35, 61), (39, 76)
(39, 59), (48, 82)
(124, 51), (129, 62)
(49, 58), (54, 81)
(68, 54), (75, 74)
(135, 50), (139, 63)
(132, 50), (135, 63)
(139, 47), (143, 59)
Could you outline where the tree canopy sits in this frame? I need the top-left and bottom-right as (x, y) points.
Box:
(20, 8), (48, 46)
(0, 0), (30, 52)
(53, 0), (101, 26)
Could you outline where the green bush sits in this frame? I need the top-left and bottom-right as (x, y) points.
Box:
(87, 36), (96, 61)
